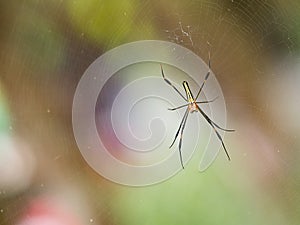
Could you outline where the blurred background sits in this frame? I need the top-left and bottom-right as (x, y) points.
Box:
(1, 0), (300, 224)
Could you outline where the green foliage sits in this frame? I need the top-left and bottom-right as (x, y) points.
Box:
(111, 156), (288, 225)
(66, 0), (136, 47)
(66, 0), (157, 48)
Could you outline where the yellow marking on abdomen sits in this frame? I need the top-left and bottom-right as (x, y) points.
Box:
(182, 81), (195, 103)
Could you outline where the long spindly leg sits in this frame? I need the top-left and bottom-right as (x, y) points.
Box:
(196, 96), (219, 104)
(168, 104), (190, 111)
(197, 106), (233, 160)
(169, 108), (189, 149)
(160, 64), (187, 102)
(195, 52), (211, 101)
(178, 108), (189, 169)
(198, 107), (234, 132)
(168, 97), (219, 111)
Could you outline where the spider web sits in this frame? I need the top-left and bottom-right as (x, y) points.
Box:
(154, 0), (300, 224)
(1, 1), (300, 225)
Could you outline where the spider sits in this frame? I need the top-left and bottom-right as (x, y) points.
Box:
(160, 55), (234, 169)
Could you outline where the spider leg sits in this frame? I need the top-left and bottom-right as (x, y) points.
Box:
(168, 103), (190, 111)
(197, 106), (233, 160)
(195, 52), (211, 100)
(169, 97), (218, 111)
(160, 64), (187, 101)
(200, 108), (235, 132)
(169, 108), (189, 149)
(195, 96), (219, 104)
(178, 108), (189, 169)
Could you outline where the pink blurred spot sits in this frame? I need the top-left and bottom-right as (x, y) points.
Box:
(17, 198), (83, 225)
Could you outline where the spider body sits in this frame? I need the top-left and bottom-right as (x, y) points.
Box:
(160, 56), (234, 169)
(188, 102), (198, 113)
(182, 81), (198, 113)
